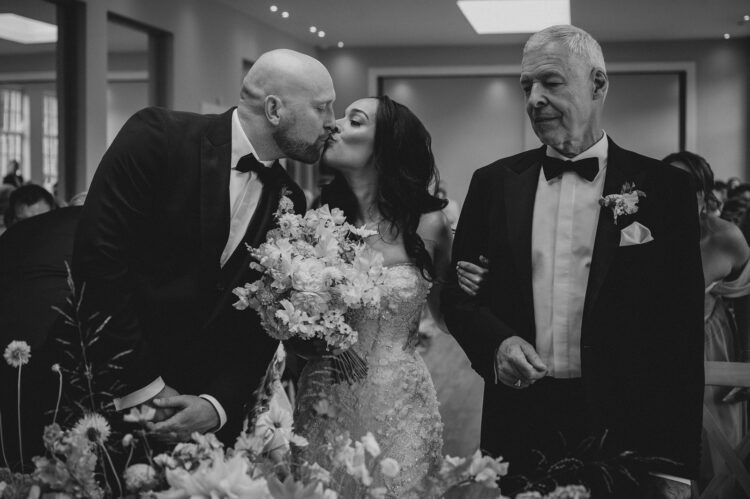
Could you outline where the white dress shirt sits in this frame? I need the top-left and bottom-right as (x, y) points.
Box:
(114, 109), (273, 431)
(531, 132), (608, 378)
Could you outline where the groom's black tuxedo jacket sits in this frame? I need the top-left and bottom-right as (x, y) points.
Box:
(442, 138), (704, 476)
(72, 107), (305, 440)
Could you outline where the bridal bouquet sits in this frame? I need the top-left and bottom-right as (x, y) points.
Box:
(233, 189), (385, 383)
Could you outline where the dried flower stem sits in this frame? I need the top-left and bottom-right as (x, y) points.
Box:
(0, 409), (10, 470)
(52, 368), (63, 426)
(99, 441), (122, 497)
(16, 365), (23, 472)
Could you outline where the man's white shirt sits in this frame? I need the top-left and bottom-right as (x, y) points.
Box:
(531, 133), (608, 378)
(113, 109), (273, 431)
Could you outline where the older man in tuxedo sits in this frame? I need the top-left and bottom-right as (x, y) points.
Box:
(443, 26), (703, 495)
(72, 49), (335, 444)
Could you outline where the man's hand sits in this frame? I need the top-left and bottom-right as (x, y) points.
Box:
(496, 336), (547, 388)
(148, 385), (180, 422)
(147, 395), (219, 443)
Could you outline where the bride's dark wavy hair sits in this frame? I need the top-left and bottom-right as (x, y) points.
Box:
(320, 95), (447, 279)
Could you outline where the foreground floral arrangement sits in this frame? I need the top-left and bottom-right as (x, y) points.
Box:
(0, 338), (593, 499)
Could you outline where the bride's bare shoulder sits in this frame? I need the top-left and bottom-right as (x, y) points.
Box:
(417, 210), (451, 244)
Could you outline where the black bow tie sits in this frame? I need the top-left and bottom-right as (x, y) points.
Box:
(542, 156), (599, 182)
(235, 154), (272, 183)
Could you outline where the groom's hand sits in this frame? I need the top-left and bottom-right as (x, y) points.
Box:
(496, 336), (547, 388)
(147, 395), (219, 443)
(148, 384), (180, 422)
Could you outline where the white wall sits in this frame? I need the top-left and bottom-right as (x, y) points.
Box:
(320, 39), (750, 183)
(76, 0), (316, 186)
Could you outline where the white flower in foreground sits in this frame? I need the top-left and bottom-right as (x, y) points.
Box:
(51, 363), (61, 373)
(154, 453), (178, 469)
(361, 432), (381, 457)
(124, 463), (158, 492)
(379, 457), (400, 478)
(468, 450), (509, 488)
(123, 404), (156, 424)
(4, 340), (31, 367)
(156, 452), (271, 499)
(122, 433), (134, 447)
(307, 462), (331, 484)
(73, 412), (111, 444)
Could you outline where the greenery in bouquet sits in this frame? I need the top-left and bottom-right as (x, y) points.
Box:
(233, 190), (385, 382)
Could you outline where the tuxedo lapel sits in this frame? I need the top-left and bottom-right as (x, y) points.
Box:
(582, 138), (646, 327)
(505, 147), (545, 327)
(199, 110), (233, 293)
(204, 162), (286, 327)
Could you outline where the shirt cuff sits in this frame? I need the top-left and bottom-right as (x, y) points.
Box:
(650, 472), (691, 486)
(199, 394), (227, 432)
(114, 377), (165, 411)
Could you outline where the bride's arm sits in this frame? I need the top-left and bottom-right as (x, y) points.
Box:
(417, 210), (453, 335)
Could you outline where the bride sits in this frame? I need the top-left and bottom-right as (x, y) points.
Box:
(293, 95), (453, 498)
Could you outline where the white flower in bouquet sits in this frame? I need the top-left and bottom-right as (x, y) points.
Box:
(124, 463), (158, 493)
(233, 193), (388, 383)
(360, 432), (381, 458)
(379, 458), (400, 478)
(306, 462), (331, 485)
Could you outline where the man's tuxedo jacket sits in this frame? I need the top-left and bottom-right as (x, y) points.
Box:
(442, 138), (704, 476)
(72, 107), (306, 440)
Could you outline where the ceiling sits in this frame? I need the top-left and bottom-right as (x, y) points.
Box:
(219, 0), (750, 48)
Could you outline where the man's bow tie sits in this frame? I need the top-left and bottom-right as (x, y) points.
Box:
(542, 156), (599, 182)
(235, 153), (272, 183)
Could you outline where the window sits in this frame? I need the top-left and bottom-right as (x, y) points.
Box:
(42, 92), (58, 188)
(0, 88), (29, 178)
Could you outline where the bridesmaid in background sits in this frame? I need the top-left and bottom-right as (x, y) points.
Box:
(664, 151), (750, 493)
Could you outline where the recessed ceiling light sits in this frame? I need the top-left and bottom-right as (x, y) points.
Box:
(724, 33), (731, 39)
(309, 26), (317, 33)
(337, 41), (344, 48)
(270, 5), (278, 12)
(0, 13), (57, 44)
(281, 11), (289, 18)
(744, 14), (750, 22)
(457, 0), (571, 34)
(318, 31), (326, 38)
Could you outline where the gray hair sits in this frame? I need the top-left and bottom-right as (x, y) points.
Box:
(524, 25), (606, 73)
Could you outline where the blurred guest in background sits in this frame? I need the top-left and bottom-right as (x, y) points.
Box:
(720, 197), (749, 226)
(0, 183), (14, 235)
(4, 183), (56, 229)
(664, 151), (750, 494)
(2, 159), (24, 187)
(727, 177), (742, 193)
(0, 203), (84, 469)
(713, 180), (728, 205)
(729, 182), (750, 203)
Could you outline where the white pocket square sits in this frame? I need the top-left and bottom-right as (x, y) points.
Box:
(619, 221), (654, 246)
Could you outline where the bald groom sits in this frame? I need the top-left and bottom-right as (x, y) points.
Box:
(72, 49), (336, 443)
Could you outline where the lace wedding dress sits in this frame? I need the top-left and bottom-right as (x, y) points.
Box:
(295, 263), (444, 498)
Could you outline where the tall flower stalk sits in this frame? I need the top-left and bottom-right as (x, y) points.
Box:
(4, 340), (31, 472)
(0, 409), (9, 470)
(51, 364), (63, 425)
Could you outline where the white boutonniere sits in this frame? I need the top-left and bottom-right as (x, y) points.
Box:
(599, 182), (646, 224)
